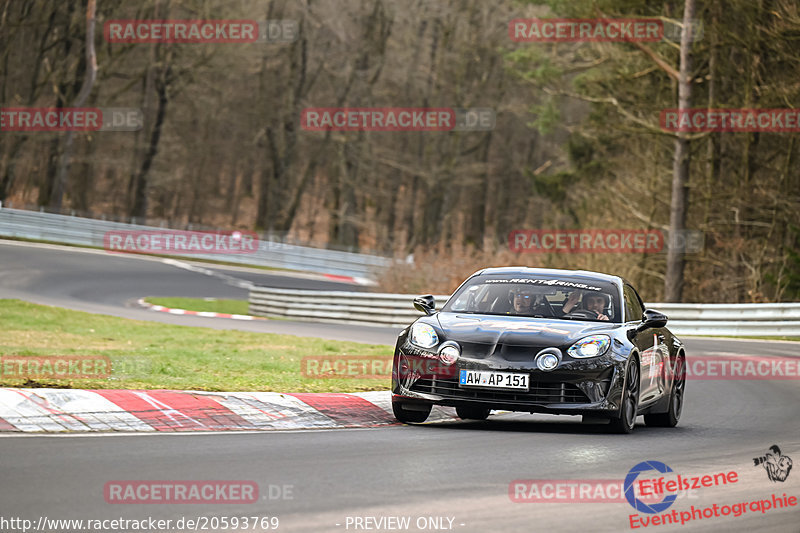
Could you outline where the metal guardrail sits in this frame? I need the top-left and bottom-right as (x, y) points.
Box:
(652, 303), (800, 336)
(250, 287), (451, 327)
(0, 207), (391, 279)
(249, 286), (800, 336)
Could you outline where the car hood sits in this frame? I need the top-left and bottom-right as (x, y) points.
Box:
(434, 312), (618, 348)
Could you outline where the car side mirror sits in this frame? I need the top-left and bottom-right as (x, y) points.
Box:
(642, 309), (668, 328)
(641, 309), (668, 329)
(629, 309), (668, 339)
(413, 294), (436, 315)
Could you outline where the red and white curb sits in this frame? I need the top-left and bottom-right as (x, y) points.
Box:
(137, 298), (266, 321)
(0, 389), (455, 433)
(321, 273), (374, 286)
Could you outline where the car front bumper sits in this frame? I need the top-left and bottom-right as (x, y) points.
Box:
(391, 342), (629, 416)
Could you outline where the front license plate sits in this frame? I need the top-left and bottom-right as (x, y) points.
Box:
(459, 370), (529, 390)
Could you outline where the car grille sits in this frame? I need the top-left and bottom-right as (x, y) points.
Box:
(409, 377), (590, 404)
(456, 343), (558, 362)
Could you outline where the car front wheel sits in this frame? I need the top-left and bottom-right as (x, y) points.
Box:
(392, 400), (432, 424)
(609, 359), (639, 434)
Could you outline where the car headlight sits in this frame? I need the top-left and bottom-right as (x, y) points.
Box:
(568, 335), (611, 358)
(410, 322), (439, 349)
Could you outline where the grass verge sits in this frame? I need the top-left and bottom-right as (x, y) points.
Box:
(0, 299), (392, 392)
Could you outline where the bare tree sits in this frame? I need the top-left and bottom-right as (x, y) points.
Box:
(51, 0), (97, 209)
(664, 0), (696, 302)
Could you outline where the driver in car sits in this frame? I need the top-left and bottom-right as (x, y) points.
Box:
(509, 288), (549, 316)
(562, 290), (610, 321)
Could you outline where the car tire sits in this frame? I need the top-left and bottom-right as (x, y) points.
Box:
(456, 406), (491, 420)
(609, 359), (639, 434)
(392, 400), (432, 424)
(644, 355), (685, 428)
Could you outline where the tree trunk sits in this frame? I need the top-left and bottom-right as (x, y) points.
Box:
(51, 0), (96, 209)
(130, 67), (169, 219)
(703, 0), (720, 228)
(38, 1), (78, 207)
(664, 0), (696, 302)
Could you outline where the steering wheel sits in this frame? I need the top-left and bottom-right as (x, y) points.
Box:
(564, 308), (599, 320)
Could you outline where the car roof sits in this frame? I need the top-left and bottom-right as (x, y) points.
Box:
(473, 266), (623, 286)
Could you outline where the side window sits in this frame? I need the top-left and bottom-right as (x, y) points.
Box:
(623, 285), (644, 322)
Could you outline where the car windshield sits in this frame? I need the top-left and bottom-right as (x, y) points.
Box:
(441, 275), (621, 322)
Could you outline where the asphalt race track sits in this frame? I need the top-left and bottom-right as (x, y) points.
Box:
(0, 240), (393, 344)
(1, 240), (799, 532)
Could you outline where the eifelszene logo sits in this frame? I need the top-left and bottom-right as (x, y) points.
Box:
(625, 461), (678, 514)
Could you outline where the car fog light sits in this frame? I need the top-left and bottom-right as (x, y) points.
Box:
(536, 348), (562, 371)
(537, 353), (559, 371)
(438, 343), (460, 365)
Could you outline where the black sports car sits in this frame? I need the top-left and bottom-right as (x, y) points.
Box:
(391, 267), (686, 433)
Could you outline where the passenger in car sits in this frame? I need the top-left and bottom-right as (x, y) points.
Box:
(562, 290), (610, 321)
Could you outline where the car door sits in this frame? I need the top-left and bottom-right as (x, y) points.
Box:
(623, 284), (667, 404)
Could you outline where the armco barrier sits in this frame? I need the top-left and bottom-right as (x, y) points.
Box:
(0, 207), (390, 279)
(249, 287), (451, 328)
(249, 286), (800, 336)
